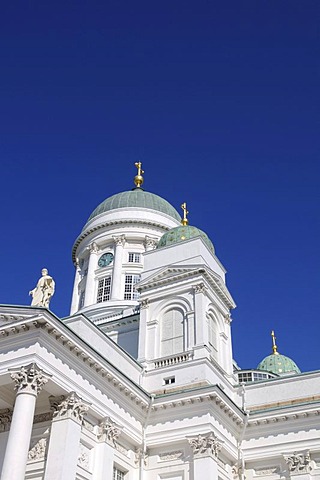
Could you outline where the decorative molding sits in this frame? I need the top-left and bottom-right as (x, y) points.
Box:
(115, 442), (129, 457)
(188, 432), (222, 459)
(159, 450), (183, 462)
(97, 416), (123, 445)
(34, 412), (53, 424)
(88, 242), (99, 254)
(224, 313), (232, 325)
(78, 444), (91, 471)
(254, 467), (279, 476)
(140, 298), (150, 309)
(28, 438), (47, 461)
(284, 451), (312, 475)
(113, 235), (126, 247)
(144, 236), (158, 250)
(193, 283), (207, 294)
(50, 392), (89, 423)
(135, 447), (149, 466)
(0, 409), (13, 432)
(10, 363), (50, 395)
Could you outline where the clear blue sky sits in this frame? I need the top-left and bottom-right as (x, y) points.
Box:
(0, 1), (319, 372)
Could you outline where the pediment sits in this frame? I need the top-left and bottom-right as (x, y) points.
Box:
(137, 265), (205, 290)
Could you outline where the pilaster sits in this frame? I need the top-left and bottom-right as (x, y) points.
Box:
(92, 417), (122, 479)
(84, 242), (99, 307)
(44, 392), (90, 480)
(188, 432), (222, 480)
(111, 235), (126, 300)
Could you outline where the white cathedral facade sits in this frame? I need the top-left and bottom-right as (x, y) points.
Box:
(0, 164), (319, 480)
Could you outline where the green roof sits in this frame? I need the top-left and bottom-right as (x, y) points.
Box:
(157, 225), (214, 252)
(84, 189), (180, 227)
(257, 353), (301, 375)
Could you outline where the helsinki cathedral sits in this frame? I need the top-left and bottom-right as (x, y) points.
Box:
(0, 163), (319, 480)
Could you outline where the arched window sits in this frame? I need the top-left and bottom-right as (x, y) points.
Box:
(161, 309), (184, 356)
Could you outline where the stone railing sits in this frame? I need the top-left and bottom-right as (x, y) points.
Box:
(154, 352), (193, 369)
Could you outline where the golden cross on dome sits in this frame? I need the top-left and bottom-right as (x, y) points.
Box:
(134, 162), (144, 188)
(271, 330), (279, 355)
(181, 202), (189, 226)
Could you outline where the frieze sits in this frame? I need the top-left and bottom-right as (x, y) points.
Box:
(78, 444), (91, 471)
(0, 409), (13, 432)
(115, 442), (129, 456)
(284, 451), (312, 475)
(254, 467), (279, 476)
(159, 450), (183, 462)
(34, 412), (53, 424)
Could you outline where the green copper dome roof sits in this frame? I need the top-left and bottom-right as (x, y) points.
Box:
(257, 353), (301, 375)
(157, 225), (214, 252)
(85, 188), (181, 225)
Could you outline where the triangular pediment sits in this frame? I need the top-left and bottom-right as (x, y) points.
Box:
(138, 265), (205, 289)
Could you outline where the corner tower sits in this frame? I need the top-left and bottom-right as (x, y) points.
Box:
(70, 163), (181, 322)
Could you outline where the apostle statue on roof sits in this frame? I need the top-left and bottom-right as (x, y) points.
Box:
(29, 268), (55, 308)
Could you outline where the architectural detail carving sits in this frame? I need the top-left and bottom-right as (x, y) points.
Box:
(140, 298), (150, 309)
(10, 363), (50, 395)
(188, 432), (222, 458)
(159, 450), (183, 461)
(78, 444), (90, 471)
(284, 451), (312, 474)
(224, 313), (232, 325)
(254, 467), (279, 476)
(97, 416), (123, 445)
(115, 442), (129, 456)
(28, 438), (47, 461)
(51, 392), (89, 423)
(113, 235), (126, 247)
(0, 409), (13, 432)
(88, 242), (99, 253)
(34, 412), (53, 424)
(193, 283), (207, 294)
(135, 447), (149, 466)
(144, 236), (158, 250)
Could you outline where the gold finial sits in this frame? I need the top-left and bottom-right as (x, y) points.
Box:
(134, 162), (144, 188)
(271, 330), (279, 355)
(181, 202), (189, 226)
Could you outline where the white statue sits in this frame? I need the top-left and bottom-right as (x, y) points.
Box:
(29, 268), (55, 308)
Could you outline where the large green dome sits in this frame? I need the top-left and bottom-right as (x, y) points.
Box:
(157, 225), (214, 252)
(257, 353), (301, 375)
(85, 188), (181, 226)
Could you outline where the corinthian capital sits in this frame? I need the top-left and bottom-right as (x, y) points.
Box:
(188, 432), (222, 459)
(10, 363), (51, 395)
(284, 451), (312, 475)
(113, 235), (126, 247)
(97, 416), (123, 445)
(51, 392), (89, 423)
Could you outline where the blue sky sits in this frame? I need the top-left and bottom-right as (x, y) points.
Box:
(0, 1), (319, 372)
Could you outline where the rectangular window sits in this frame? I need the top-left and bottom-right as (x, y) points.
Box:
(124, 275), (140, 300)
(97, 277), (112, 303)
(164, 376), (176, 385)
(128, 252), (141, 263)
(113, 467), (125, 480)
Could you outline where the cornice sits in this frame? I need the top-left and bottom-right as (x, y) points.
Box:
(247, 403), (320, 428)
(137, 266), (235, 309)
(72, 219), (171, 263)
(152, 387), (244, 427)
(0, 313), (150, 412)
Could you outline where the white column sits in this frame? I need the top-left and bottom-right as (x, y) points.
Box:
(188, 433), (222, 480)
(0, 363), (50, 480)
(84, 242), (99, 307)
(70, 259), (81, 314)
(193, 283), (208, 346)
(92, 417), (122, 479)
(44, 392), (89, 480)
(138, 299), (149, 362)
(111, 235), (125, 300)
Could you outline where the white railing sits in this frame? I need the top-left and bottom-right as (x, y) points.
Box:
(154, 352), (193, 369)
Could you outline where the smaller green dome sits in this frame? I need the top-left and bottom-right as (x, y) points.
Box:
(157, 225), (214, 252)
(257, 353), (301, 375)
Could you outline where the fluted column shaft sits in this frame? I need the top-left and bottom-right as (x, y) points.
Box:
(0, 364), (50, 480)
